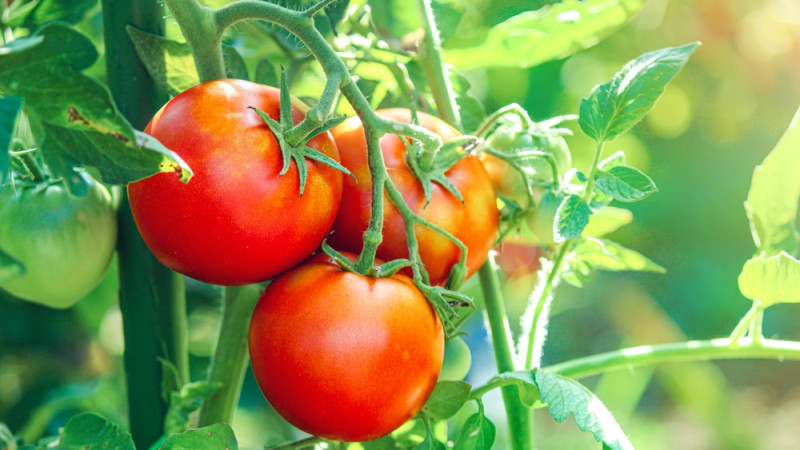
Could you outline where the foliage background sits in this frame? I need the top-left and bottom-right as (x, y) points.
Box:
(1, 0), (800, 449)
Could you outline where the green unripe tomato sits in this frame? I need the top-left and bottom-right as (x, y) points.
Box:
(525, 188), (565, 246)
(0, 178), (117, 308)
(438, 336), (472, 381)
(486, 125), (572, 198)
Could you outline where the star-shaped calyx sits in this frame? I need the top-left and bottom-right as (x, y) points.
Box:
(249, 72), (351, 195)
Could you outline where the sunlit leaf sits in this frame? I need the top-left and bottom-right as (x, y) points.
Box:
(555, 194), (591, 242)
(535, 370), (633, 450)
(0, 24), (191, 188)
(483, 371), (543, 408)
(579, 43), (698, 143)
(420, 381), (471, 420)
(160, 423), (238, 450)
(594, 165), (657, 202)
(5, 0), (96, 29)
(738, 251), (800, 307)
(744, 106), (800, 256)
(570, 237), (665, 273)
(444, 0), (647, 70)
(127, 26), (200, 97)
(454, 410), (495, 450)
(52, 413), (135, 450)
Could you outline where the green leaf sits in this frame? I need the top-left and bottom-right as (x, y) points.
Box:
(255, 59), (278, 87)
(420, 381), (471, 420)
(535, 370), (634, 450)
(160, 424), (237, 450)
(598, 150), (626, 170)
(570, 237), (665, 274)
(324, 0), (351, 34)
(484, 371), (543, 408)
(223, 45), (249, 80)
(164, 381), (222, 436)
(744, 106), (800, 256)
(127, 26), (200, 97)
(6, 0), (96, 29)
(582, 205), (633, 238)
(432, 0), (464, 43)
(412, 432), (446, 450)
(52, 413), (135, 450)
(594, 165), (657, 202)
(444, 0), (646, 70)
(579, 42), (698, 143)
(454, 410), (495, 450)
(0, 24), (192, 187)
(738, 251), (800, 307)
(555, 194), (592, 243)
(0, 96), (23, 183)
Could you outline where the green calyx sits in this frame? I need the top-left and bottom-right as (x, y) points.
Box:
(251, 72), (351, 196)
(405, 135), (478, 206)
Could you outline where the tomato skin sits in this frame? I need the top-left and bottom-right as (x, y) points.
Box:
(328, 109), (499, 285)
(128, 79), (343, 286)
(0, 178), (117, 308)
(248, 253), (444, 442)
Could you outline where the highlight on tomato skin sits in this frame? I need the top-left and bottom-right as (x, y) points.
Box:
(248, 252), (445, 442)
(327, 109), (500, 286)
(127, 79), (344, 286)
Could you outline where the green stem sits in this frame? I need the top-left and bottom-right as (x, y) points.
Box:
(523, 243), (570, 370)
(163, 0), (226, 82)
(197, 284), (262, 427)
(416, 0), (461, 130)
(545, 337), (800, 379)
(478, 257), (533, 450)
(583, 140), (605, 203)
(152, 262), (189, 386)
(9, 150), (45, 183)
(729, 302), (762, 342)
(102, 0), (176, 447)
(474, 103), (534, 138)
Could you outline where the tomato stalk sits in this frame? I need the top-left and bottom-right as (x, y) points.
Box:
(162, 0), (225, 82)
(545, 337), (800, 379)
(477, 256), (533, 450)
(102, 0), (188, 448)
(197, 284), (262, 427)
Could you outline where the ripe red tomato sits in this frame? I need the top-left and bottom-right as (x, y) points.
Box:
(248, 252), (444, 442)
(128, 79), (343, 286)
(328, 109), (499, 286)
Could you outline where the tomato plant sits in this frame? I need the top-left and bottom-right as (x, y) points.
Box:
(0, 176), (116, 308)
(128, 79), (343, 286)
(328, 109), (499, 285)
(248, 253), (444, 442)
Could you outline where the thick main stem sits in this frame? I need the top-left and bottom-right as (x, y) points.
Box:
(416, 0), (461, 130)
(102, 1), (180, 447)
(478, 257), (533, 450)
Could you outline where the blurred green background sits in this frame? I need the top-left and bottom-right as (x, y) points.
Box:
(2, 0), (800, 449)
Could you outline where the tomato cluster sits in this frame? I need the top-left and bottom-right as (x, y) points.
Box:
(123, 80), (502, 442)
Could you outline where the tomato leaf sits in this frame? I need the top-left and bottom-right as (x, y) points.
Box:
(554, 194), (591, 243)
(5, 0), (96, 29)
(535, 369), (633, 450)
(744, 106), (800, 256)
(565, 237), (665, 286)
(0, 96), (23, 183)
(324, 0), (351, 34)
(49, 413), (135, 450)
(454, 410), (496, 450)
(579, 43), (698, 143)
(255, 59), (279, 87)
(594, 165), (657, 202)
(0, 24), (192, 188)
(738, 251), (800, 308)
(444, 0), (646, 70)
(421, 381), (471, 420)
(160, 423), (238, 450)
(126, 26), (200, 97)
(483, 371), (543, 408)
(224, 45), (249, 81)
(0, 422), (15, 449)
(163, 381), (222, 436)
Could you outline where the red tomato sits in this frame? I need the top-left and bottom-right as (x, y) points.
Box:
(328, 109), (499, 285)
(128, 79), (343, 285)
(249, 253), (444, 442)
